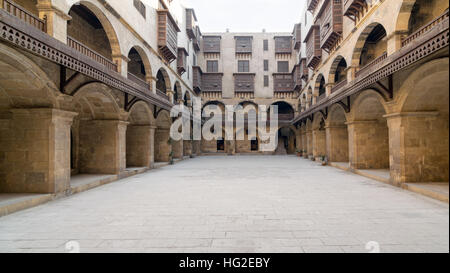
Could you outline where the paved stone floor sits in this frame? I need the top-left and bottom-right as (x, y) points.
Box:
(0, 156), (448, 253)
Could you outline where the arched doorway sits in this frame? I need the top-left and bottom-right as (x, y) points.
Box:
(275, 127), (296, 155)
(156, 68), (171, 95)
(126, 102), (155, 168)
(348, 90), (389, 170)
(312, 112), (327, 160)
(329, 56), (348, 84)
(315, 74), (326, 102)
(390, 58), (449, 183)
(155, 110), (172, 162)
(327, 104), (349, 163)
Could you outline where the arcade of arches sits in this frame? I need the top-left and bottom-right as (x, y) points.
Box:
(0, 0), (448, 204)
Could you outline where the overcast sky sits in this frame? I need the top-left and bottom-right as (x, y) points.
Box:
(181, 0), (306, 33)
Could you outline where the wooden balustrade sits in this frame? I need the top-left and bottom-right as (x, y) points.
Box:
(331, 79), (347, 93)
(402, 9), (449, 47)
(0, 0), (46, 32)
(127, 72), (150, 90)
(67, 36), (118, 72)
(156, 88), (170, 101)
(355, 52), (387, 78)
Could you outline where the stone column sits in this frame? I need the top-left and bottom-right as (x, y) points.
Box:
(36, 3), (71, 43)
(385, 112), (448, 185)
(301, 128), (308, 158)
(326, 124), (349, 163)
(347, 120), (390, 170)
(325, 83), (333, 97)
(0, 109), (77, 194)
(347, 66), (358, 82)
(112, 54), (130, 76)
(296, 129), (303, 151)
(126, 125), (155, 168)
(155, 128), (171, 162)
(312, 128), (326, 160)
(172, 140), (184, 159)
(183, 140), (193, 156)
(386, 30), (409, 55)
(306, 129), (313, 158)
(79, 120), (128, 174)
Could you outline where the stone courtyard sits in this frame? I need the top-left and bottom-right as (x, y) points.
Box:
(0, 156), (448, 253)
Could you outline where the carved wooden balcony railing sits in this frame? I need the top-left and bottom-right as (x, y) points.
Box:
(193, 66), (202, 93)
(305, 25), (321, 69)
(317, 93), (326, 102)
(293, 23), (302, 50)
(274, 73), (294, 92)
(67, 36), (118, 72)
(127, 72), (150, 90)
(186, 8), (197, 40)
(317, 0), (343, 52)
(402, 9), (449, 47)
(292, 12), (449, 124)
(343, 0), (367, 21)
(0, 0), (46, 32)
(331, 79), (347, 93)
(275, 36), (293, 54)
(177, 47), (188, 75)
(355, 51), (387, 78)
(203, 73), (223, 92)
(307, 0), (320, 12)
(157, 9), (180, 63)
(0, 7), (173, 111)
(156, 88), (170, 101)
(234, 73), (255, 93)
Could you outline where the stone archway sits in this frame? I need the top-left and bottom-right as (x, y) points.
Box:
(71, 83), (126, 176)
(388, 58), (449, 184)
(126, 101), (155, 168)
(127, 46), (153, 90)
(156, 68), (171, 94)
(348, 90), (390, 170)
(67, 1), (121, 69)
(328, 55), (348, 85)
(312, 112), (327, 160)
(326, 104), (349, 163)
(351, 23), (387, 68)
(314, 74), (326, 102)
(155, 110), (172, 162)
(0, 44), (74, 194)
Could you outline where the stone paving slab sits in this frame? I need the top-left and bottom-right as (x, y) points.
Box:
(0, 156), (448, 253)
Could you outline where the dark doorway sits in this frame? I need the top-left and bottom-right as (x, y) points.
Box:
(251, 139), (259, 151)
(217, 139), (225, 151)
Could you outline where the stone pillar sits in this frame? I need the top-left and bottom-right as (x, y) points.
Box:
(347, 66), (357, 82)
(155, 128), (171, 162)
(347, 120), (390, 170)
(183, 140), (193, 156)
(386, 30), (409, 55)
(0, 109), (77, 194)
(385, 112), (449, 185)
(301, 129), (308, 158)
(326, 125), (349, 162)
(306, 129), (313, 157)
(312, 128), (326, 160)
(325, 83), (333, 97)
(79, 120), (128, 174)
(172, 140), (184, 159)
(296, 129), (303, 151)
(126, 125), (156, 168)
(36, 3), (71, 43)
(112, 54), (130, 76)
